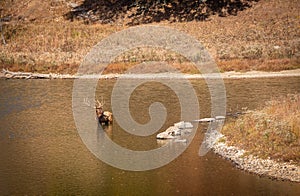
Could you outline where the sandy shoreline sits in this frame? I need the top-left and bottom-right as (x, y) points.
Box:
(1, 69), (300, 79)
(212, 137), (300, 183)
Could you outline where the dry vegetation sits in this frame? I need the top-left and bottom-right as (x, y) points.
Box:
(222, 94), (300, 164)
(0, 0), (299, 74)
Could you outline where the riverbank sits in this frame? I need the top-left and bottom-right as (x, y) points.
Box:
(213, 94), (300, 183)
(1, 69), (300, 79)
(212, 138), (300, 183)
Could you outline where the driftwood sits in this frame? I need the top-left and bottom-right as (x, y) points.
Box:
(1, 69), (75, 79)
(192, 116), (226, 123)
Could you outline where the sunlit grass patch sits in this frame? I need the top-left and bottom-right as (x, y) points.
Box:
(222, 94), (300, 164)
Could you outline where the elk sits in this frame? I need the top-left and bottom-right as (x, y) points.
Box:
(95, 99), (113, 125)
(84, 97), (113, 125)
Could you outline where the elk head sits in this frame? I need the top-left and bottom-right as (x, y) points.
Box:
(95, 99), (104, 118)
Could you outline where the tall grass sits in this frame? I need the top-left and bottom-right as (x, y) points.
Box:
(222, 94), (300, 164)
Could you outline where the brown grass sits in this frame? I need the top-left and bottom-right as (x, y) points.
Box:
(102, 61), (200, 74)
(0, 21), (121, 74)
(217, 58), (300, 72)
(222, 94), (300, 164)
(0, 0), (299, 74)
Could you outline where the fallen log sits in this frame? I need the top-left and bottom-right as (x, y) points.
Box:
(1, 69), (76, 79)
(192, 116), (226, 123)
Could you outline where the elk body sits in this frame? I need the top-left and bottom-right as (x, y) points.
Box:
(95, 99), (113, 125)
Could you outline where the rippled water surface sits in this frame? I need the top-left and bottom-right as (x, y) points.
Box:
(0, 77), (299, 195)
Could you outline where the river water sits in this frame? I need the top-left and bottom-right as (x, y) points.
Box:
(0, 77), (299, 195)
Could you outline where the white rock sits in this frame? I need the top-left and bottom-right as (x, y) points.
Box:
(174, 121), (183, 128)
(215, 116), (226, 120)
(156, 126), (181, 139)
(166, 126), (181, 135)
(156, 131), (174, 139)
(174, 121), (193, 129)
(196, 118), (216, 122)
(183, 122), (193, 129)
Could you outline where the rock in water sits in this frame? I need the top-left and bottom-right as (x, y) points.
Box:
(156, 126), (182, 139)
(156, 121), (193, 139)
(174, 121), (193, 129)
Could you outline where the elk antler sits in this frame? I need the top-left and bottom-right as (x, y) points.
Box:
(95, 98), (105, 109)
(83, 97), (105, 109)
(95, 99), (101, 108)
(83, 98), (104, 109)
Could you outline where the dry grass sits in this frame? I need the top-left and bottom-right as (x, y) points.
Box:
(217, 58), (300, 72)
(102, 62), (200, 74)
(0, 0), (299, 74)
(0, 21), (122, 74)
(222, 94), (300, 164)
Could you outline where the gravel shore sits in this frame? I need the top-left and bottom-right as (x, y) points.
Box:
(212, 138), (300, 183)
